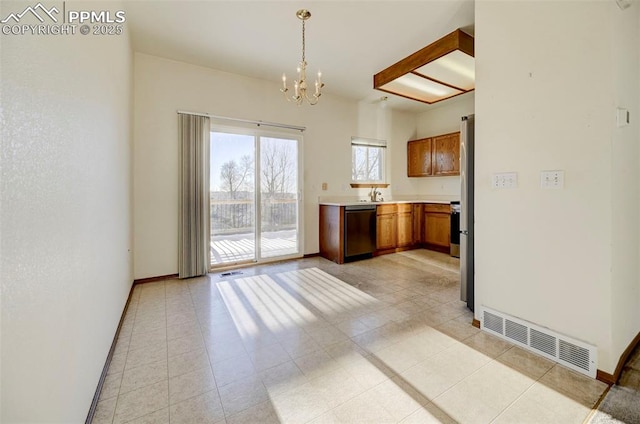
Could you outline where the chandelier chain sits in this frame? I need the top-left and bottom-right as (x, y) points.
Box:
(301, 19), (306, 63)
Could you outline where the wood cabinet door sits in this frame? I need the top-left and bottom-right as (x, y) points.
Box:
(376, 213), (397, 250)
(424, 212), (451, 248)
(412, 203), (423, 244)
(407, 138), (432, 177)
(396, 211), (413, 247)
(432, 132), (460, 176)
(319, 205), (344, 263)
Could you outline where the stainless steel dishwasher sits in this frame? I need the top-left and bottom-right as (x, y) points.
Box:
(344, 204), (377, 261)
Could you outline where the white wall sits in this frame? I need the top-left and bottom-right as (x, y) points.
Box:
(387, 108), (420, 199)
(0, 2), (133, 421)
(350, 100), (416, 202)
(133, 53), (358, 279)
(392, 93), (474, 197)
(475, 0), (639, 374)
(610, 2), (640, 370)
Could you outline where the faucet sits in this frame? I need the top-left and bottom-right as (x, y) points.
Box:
(369, 187), (382, 202)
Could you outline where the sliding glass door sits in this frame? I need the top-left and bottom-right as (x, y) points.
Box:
(259, 136), (299, 259)
(210, 132), (256, 265)
(210, 128), (301, 267)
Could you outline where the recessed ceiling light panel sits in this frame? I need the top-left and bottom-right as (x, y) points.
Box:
(379, 74), (462, 103)
(414, 50), (475, 91)
(373, 29), (474, 104)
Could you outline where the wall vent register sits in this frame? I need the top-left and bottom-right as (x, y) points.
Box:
(479, 306), (597, 378)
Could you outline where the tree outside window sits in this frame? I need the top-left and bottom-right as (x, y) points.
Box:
(351, 138), (386, 182)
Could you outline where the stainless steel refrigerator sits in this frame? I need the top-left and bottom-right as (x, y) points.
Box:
(460, 115), (474, 311)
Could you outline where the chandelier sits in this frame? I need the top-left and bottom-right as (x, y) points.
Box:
(281, 9), (324, 106)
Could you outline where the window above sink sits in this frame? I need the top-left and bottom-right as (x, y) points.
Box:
(351, 137), (386, 183)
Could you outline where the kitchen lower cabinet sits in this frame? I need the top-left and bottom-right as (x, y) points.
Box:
(396, 204), (413, 248)
(320, 202), (453, 262)
(319, 205), (345, 263)
(412, 203), (423, 244)
(423, 203), (451, 253)
(376, 204), (397, 251)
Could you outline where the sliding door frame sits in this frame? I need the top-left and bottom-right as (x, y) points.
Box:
(209, 124), (304, 270)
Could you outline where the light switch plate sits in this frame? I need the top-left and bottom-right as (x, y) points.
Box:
(492, 172), (518, 189)
(540, 170), (564, 189)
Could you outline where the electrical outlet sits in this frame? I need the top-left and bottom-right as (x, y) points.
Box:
(492, 172), (518, 189)
(540, 170), (564, 189)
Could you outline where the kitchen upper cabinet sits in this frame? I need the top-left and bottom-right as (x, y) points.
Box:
(432, 132), (460, 176)
(423, 203), (451, 252)
(396, 204), (413, 248)
(376, 204), (397, 251)
(407, 138), (432, 177)
(407, 132), (460, 177)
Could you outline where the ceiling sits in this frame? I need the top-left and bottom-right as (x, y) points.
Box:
(123, 1), (475, 112)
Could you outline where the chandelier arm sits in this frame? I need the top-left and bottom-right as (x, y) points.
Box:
(304, 93), (320, 106)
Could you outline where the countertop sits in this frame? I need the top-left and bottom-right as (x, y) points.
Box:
(319, 198), (457, 207)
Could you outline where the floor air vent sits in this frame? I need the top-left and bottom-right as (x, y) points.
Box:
(479, 306), (597, 378)
(220, 271), (243, 277)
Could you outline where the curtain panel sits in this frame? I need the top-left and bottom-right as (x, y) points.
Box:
(178, 113), (210, 278)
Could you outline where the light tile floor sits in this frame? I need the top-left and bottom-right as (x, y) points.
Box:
(92, 250), (607, 424)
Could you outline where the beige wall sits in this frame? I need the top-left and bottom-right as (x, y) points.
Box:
(133, 53), (359, 279)
(475, 0), (639, 374)
(0, 2), (133, 421)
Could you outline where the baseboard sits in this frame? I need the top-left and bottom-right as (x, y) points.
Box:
(85, 282), (136, 424)
(596, 331), (640, 385)
(596, 370), (616, 385)
(421, 243), (450, 254)
(472, 318), (480, 329)
(133, 273), (178, 285)
(303, 252), (320, 258)
(374, 245), (420, 257)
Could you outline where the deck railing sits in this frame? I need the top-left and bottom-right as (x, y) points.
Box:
(210, 198), (297, 235)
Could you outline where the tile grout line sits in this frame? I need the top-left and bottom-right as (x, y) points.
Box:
(486, 368), (552, 424)
(163, 281), (170, 422)
(151, 280), (226, 419)
(487, 355), (561, 424)
(426, 346), (495, 405)
(189, 274), (237, 420)
(107, 287), (140, 424)
(115, 282), (171, 423)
